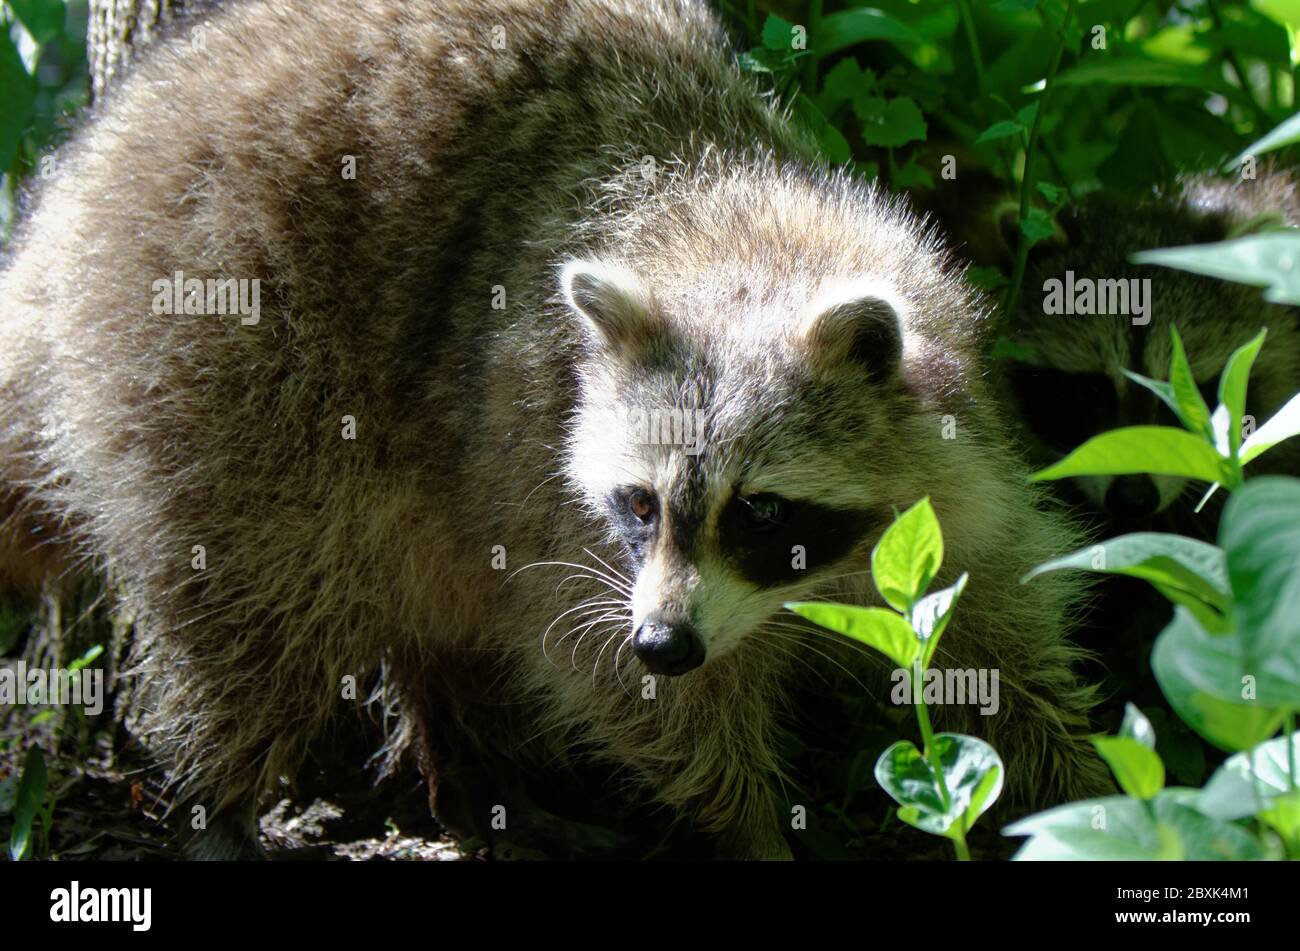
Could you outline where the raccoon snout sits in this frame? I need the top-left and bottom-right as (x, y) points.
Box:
(633, 617), (705, 676)
(1104, 474), (1160, 519)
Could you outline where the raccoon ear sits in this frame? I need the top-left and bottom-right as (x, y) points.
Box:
(560, 259), (661, 354)
(801, 283), (904, 382)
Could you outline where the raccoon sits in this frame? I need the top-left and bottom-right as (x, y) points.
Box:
(0, 0), (1105, 859)
(1001, 173), (1300, 536)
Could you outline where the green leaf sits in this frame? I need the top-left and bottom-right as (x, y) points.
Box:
(876, 734), (1003, 838)
(1054, 58), (1241, 100)
(819, 58), (873, 108)
(911, 572), (968, 668)
(1030, 427), (1230, 485)
(1168, 326), (1214, 440)
(1218, 330), (1269, 460)
(9, 746), (47, 861)
(794, 95), (851, 164)
(1232, 109), (1300, 165)
(1152, 608), (1293, 751)
(816, 9), (925, 58)
(1005, 789), (1269, 860)
(785, 602), (918, 669)
(1019, 207), (1056, 243)
(1220, 477), (1300, 665)
(7, 0), (65, 45)
(1120, 702), (1157, 750)
(859, 95), (927, 148)
(1200, 731), (1300, 821)
(1035, 181), (1064, 204)
(871, 497), (943, 611)
(1022, 532), (1230, 615)
(1242, 392), (1300, 464)
(762, 14), (797, 51)
(1092, 736), (1165, 800)
(975, 118), (1025, 144)
(0, 27), (37, 174)
(1132, 233), (1300, 306)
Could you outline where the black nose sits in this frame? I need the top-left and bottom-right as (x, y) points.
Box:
(633, 619), (705, 676)
(1104, 474), (1160, 519)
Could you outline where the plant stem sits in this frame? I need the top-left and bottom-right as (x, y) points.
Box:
(1001, 0), (1075, 322)
(1207, 0), (1273, 130)
(912, 655), (968, 860)
(802, 0), (822, 95)
(1287, 712), (1298, 792)
(956, 0), (986, 102)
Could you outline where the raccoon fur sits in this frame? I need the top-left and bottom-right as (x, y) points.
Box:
(1001, 172), (1300, 536)
(0, 0), (1105, 859)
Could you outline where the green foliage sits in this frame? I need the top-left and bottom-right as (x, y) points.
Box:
(1030, 327), (1300, 492)
(1017, 326), (1300, 859)
(0, 0), (89, 240)
(6, 745), (52, 860)
(790, 498), (995, 860)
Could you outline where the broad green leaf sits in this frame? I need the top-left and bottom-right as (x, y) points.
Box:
(1219, 477), (1300, 665)
(8, 0), (64, 44)
(1005, 789), (1269, 860)
(1092, 736), (1165, 800)
(1132, 233), (1300, 306)
(876, 734), (1003, 838)
(1219, 329), (1268, 458)
(819, 58), (873, 108)
(1242, 392), (1300, 464)
(0, 28), (36, 174)
(1152, 608), (1294, 751)
(1022, 532), (1230, 613)
(859, 96), (927, 148)
(794, 95), (851, 164)
(1200, 731), (1300, 820)
(871, 497), (943, 611)
(1020, 207), (1056, 243)
(1232, 108), (1300, 165)
(1031, 427), (1230, 486)
(1168, 327), (1213, 440)
(785, 602), (918, 669)
(761, 14), (797, 51)
(911, 572), (968, 668)
(9, 746), (47, 861)
(1120, 703), (1157, 750)
(1054, 58), (1243, 102)
(816, 9), (925, 58)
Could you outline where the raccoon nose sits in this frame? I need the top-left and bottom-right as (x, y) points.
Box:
(1105, 475), (1159, 519)
(633, 619), (705, 676)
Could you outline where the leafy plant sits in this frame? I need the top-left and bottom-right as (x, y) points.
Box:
(5, 744), (53, 860)
(1017, 325), (1300, 859)
(787, 498), (1001, 860)
(1029, 325), (1300, 495)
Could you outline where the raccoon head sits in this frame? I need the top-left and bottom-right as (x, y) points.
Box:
(558, 258), (915, 675)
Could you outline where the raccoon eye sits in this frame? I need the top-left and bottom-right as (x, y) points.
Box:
(736, 493), (786, 533)
(628, 489), (657, 523)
